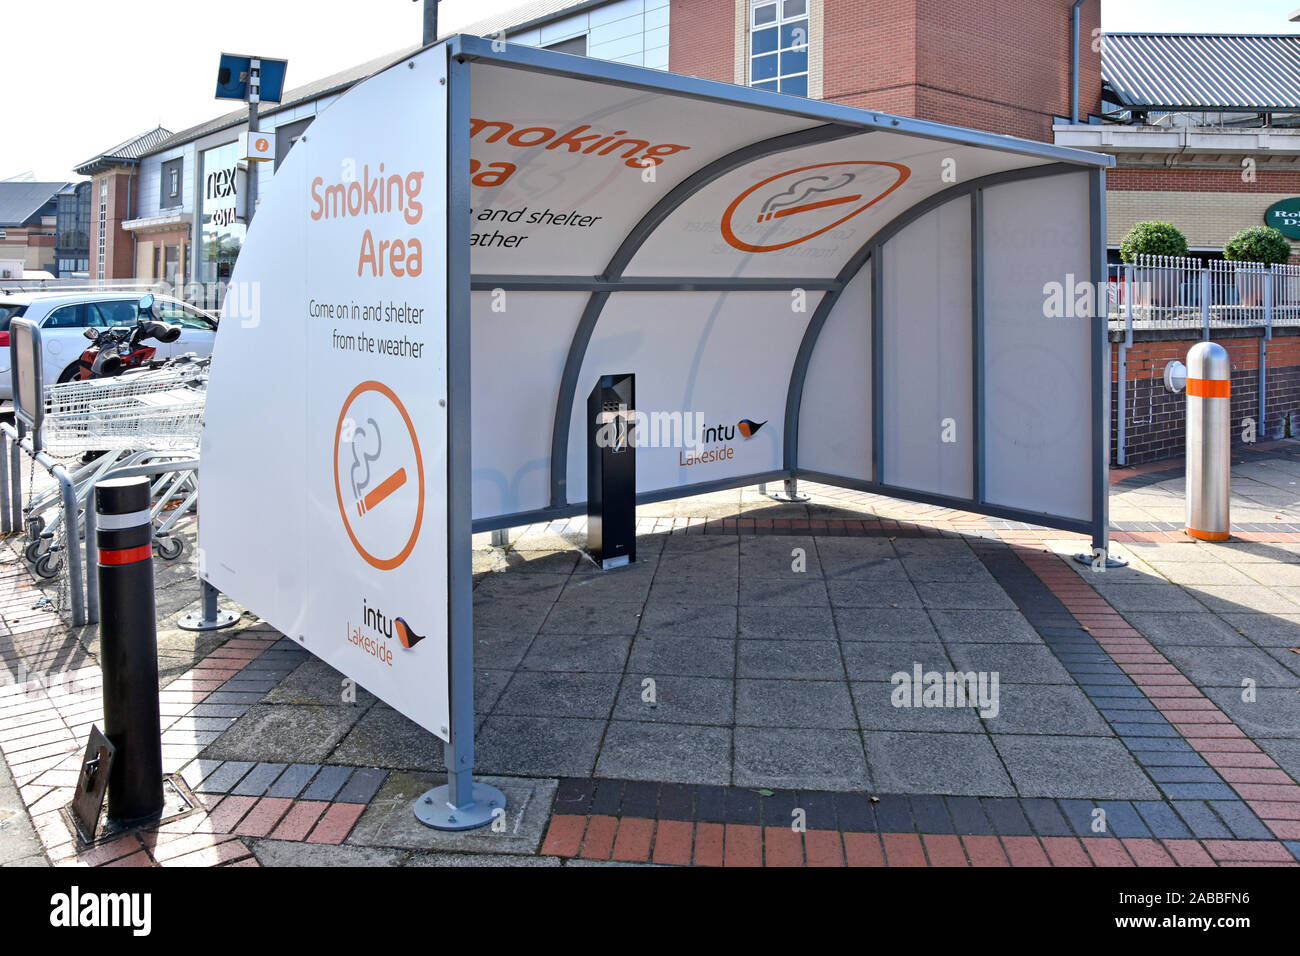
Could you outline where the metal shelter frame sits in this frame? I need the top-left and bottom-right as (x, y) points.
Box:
(448, 36), (1113, 550)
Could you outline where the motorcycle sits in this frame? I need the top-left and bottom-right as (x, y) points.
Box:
(58, 293), (182, 383)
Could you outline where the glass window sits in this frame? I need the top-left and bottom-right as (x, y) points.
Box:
(0, 304), (28, 331)
(780, 74), (808, 97)
(751, 27), (779, 55)
(752, 53), (779, 81)
(749, 1), (810, 97)
(44, 304), (95, 329)
(200, 141), (247, 306)
(92, 301), (140, 327)
(153, 299), (216, 330)
(161, 158), (184, 210)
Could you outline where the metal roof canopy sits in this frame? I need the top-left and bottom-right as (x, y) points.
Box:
(200, 37), (1113, 827)
(1103, 33), (1300, 112)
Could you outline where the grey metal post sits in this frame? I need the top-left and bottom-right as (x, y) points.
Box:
(56, 466), (85, 627)
(971, 187), (986, 502)
(245, 60), (259, 224)
(1259, 336), (1268, 439)
(414, 44), (504, 831)
(1075, 166), (1125, 567)
(178, 579), (239, 631)
(490, 527), (509, 547)
(1185, 342), (1231, 540)
(1200, 268), (1211, 340)
(8, 428), (19, 534)
(0, 431), (11, 534)
(422, 0), (440, 45)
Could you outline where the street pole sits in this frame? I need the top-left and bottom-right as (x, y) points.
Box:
(246, 58), (260, 224)
(421, 0), (439, 46)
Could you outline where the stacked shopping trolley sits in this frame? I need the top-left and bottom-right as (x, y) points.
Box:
(18, 358), (207, 578)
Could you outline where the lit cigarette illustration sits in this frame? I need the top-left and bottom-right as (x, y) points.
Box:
(356, 467), (407, 517)
(757, 172), (858, 223)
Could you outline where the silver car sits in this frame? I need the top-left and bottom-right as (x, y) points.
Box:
(0, 291), (218, 400)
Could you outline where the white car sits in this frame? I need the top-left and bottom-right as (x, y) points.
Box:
(0, 291), (218, 400)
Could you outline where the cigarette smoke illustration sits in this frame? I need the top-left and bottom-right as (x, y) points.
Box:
(757, 173), (859, 223)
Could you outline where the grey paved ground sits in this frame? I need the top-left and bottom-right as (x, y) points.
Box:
(0, 742), (46, 867)
(6, 454), (1300, 865)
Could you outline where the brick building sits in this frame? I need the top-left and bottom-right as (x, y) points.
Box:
(74, 127), (174, 282)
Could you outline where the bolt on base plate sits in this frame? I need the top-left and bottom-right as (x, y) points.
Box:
(414, 782), (507, 831)
(177, 608), (240, 631)
(1072, 551), (1130, 569)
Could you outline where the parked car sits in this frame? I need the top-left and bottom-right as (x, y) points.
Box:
(0, 291), (218, 401)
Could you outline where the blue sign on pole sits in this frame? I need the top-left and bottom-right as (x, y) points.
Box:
(215, 53), (288, 103)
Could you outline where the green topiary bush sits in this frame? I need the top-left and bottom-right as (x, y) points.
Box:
(1223, 226), (1292, 265)
(1119, 221), (1189, 263)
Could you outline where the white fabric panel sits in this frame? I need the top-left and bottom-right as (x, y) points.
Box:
(201, 45), (451, 738)
(467, 63), (812, 276)
(471, 291), (586, 520)
(566, 291), (817, 501)
(881, 196), (972, 499)
(627, 133), (1044, 280)
(982, 172), (1093, 521)
(797, 266), (871, 479)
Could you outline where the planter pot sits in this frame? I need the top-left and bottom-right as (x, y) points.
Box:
(1131, 268), (1178, 308)
(1234, 268), (1287, 308)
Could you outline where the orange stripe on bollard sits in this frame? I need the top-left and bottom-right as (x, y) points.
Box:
(1186, 527), (1230, 541)
(1186, 377), (1230, 398)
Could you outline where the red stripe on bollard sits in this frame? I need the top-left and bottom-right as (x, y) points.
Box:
(98, 544), (154, 566)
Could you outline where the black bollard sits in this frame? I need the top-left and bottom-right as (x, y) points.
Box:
(95, 477), (164, 822)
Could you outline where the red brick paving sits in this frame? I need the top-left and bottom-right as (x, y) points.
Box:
(722, 824), (762, 867)
(611, 817), (655, 863)
(578, 814), (617, 860)
(304, 803), (366, 846)
(268, 801), (329, 842)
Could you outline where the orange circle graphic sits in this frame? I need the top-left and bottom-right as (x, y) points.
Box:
(256, 137), (269, 152)
(721, 161), (911, 253)
(333, 381), (425, 571)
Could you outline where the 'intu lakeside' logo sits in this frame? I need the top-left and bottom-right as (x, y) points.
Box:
(347, 598), (426, 667)
(680, 418), (766, 467)
(593, 410), (768, 466)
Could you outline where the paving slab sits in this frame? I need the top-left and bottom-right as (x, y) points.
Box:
(346, 772), (556, 855)
(594, 721), (732, 785)
(734, 726), (870, 791)
(992, 735), (1161, 799)
(330, 705), (448, 770)
(202, 704), (367, 764)
(864, 731), (1014, 796)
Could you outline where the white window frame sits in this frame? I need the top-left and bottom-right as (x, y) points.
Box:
(748, 0), (810, 97)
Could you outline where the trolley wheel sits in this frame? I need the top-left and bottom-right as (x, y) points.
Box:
(56, 363), (82, 384)
(33, 551), (61, 579)
(154, 536), (184, 561)
(24, 539), (46, 563)
(24, 515), (45, 538)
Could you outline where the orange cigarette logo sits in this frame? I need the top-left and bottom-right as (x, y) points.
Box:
(759, 193), (862, 223)
(356, 467), (407, 517)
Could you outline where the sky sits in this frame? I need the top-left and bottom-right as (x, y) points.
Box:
(4, 0), (1299, 183)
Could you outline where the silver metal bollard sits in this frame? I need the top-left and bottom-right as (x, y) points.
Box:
(1184, 341), (1231, 541)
